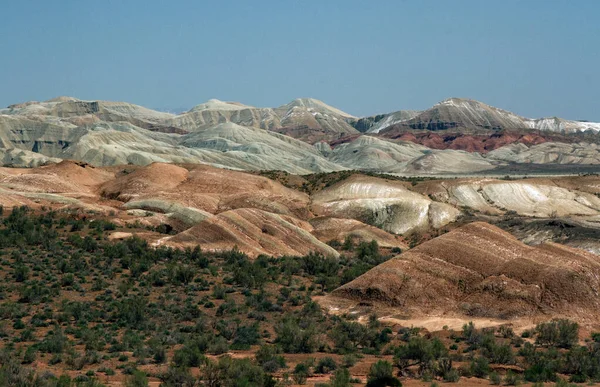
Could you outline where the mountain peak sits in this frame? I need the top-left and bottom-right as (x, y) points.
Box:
(280, 98), (355, 118)
(436, 97), (486, 107)
(433, 98), (522, 118)
(45, 96), (82, 103)
(189, 99), (253, 113)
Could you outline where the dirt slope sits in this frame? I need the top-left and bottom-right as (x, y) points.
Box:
(309, 217), (408, 249)
(330, 222), (600, 322)
(164, 208), (339, 257)
(100, 163), (311, 218)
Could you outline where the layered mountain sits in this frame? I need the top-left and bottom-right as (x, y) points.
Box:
(164, 99), (280, 131)
(487, 142), (600, 165)
(379, 98), (600, 135)
(349, 110), (421, 133)
(1, 96), (600, 175)
(0, 114), (345, 174)
(1, 97), (182, 133)
(164, 97), (359, 142)
(329, 222), (600, 320)
(269, 98), (359, 143)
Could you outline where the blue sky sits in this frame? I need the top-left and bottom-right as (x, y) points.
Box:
(1, 0), (599, 120)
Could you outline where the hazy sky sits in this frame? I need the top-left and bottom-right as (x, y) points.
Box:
(1, 0), (599, 120)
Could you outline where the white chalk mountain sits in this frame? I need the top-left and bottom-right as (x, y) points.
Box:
(375, 98), (600, 134)
(0, 96), (599, 174)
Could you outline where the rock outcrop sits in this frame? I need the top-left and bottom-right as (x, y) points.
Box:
(312, 175), (460, 234)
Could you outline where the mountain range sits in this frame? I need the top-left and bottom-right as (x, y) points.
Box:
(1, 96), (599, 174)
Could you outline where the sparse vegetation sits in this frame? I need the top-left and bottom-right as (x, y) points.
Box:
(0, 206), (597, 385)
(256, 169), (441, 194)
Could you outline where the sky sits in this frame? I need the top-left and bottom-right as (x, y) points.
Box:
(1, 0), (599, 120)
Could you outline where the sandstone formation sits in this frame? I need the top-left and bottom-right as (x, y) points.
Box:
(418, 178), (600, 218)
(312, 175), (460, 234)
(165, 208), (340, 257)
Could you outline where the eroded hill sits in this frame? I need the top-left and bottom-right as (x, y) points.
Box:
(0, 161), (599, 265)
(329, 222), (600, 323)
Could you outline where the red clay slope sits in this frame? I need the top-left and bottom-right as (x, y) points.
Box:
(332, 222), (600, 321)
(379, 131), (565, 153)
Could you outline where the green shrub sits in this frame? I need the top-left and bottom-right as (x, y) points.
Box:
(125, 370), (149, 387)
(13, 319), (25, 330)
(173, 344), (205, 368)
(554, 378), (577, 387)
(22, 346), (36, 364)
(342, 354), (358, 368)
(153, 347), (167, 364)
(14, 265), (29, 282)
(523, 356), (558, 382)
(159, 365), (196, 387)
(482, 342), (515, 364)
(490, 371), (501, 385)
(275, 318), (317, 353)
(521, 330), (532, 338)
(329, 367), (352, 387)
(39, 327), (69, 354)
(442, 368), (460, 383)
(293, 362), (310, 385)
(535, 319), (579, 349)
(231, 324), (260, 350)
(255, 345), (286, 372)
(470, 356), (489, 378)
(315, 357), (337, 374)
(0, 357), (35, 386)
(503, 370), (521, 386)
(366, 360), (401, 387)
(214, 357), (266, 387)
(207, 336), (229, 355)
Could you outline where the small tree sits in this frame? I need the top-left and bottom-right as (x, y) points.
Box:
(394, 336), (447, 376)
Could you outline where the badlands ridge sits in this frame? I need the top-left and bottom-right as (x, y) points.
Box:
(0, 161), (600, 321)
(2, 95), (600, 323)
